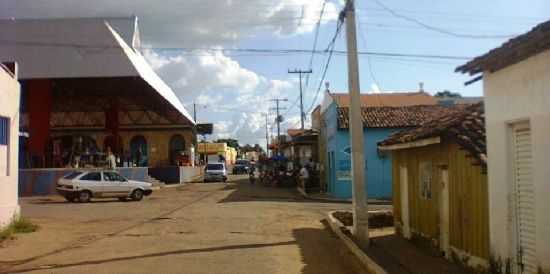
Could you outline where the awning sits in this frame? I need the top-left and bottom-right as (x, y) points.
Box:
(107, 23), (195, 125)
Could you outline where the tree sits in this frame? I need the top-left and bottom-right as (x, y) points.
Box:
(215, 138), (240, 149)
(435, 90), (462, 98)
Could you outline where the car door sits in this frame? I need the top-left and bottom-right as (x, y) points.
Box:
(78, 172), (102, 196)
(102, 171), (128, 197)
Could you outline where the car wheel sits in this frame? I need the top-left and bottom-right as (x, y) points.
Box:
(64, 196), (76, 203)
(78, 191), (91, 203)
(131, 189), (144, 201)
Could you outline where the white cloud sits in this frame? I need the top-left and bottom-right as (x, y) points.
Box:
(370, 83), (381, 93)
(2, 0), (340, 46)
(2, 0), (337, 148)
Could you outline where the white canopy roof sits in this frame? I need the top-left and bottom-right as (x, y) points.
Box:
(0, 17), (194, 124)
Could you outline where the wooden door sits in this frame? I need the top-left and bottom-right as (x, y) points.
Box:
(439, 167), (450, 257)
(400, 166), (411, 239)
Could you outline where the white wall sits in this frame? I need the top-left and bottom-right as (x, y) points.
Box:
(0, 66), (20, 228)
(484, 49), (550, 271)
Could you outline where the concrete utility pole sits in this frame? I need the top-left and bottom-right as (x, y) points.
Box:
(270, 98), (287, 155)
(193, 102), (197, 122)
(288, 69), (312, 130)
(344, 0), (369, 247)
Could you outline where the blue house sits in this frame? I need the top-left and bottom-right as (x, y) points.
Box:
(320, 92), (443, 199)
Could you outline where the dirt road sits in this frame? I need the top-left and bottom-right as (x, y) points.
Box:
(0, 176), (372, 274)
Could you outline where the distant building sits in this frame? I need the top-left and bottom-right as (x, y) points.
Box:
(379, 103), (489, 269)
(197, 143), (236, 164)
(457, 19), (550, 274)
(0, 63), (20, 228)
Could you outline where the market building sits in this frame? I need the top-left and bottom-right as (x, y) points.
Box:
(0, 63), (20, 228)
(0, 17), (197, 195)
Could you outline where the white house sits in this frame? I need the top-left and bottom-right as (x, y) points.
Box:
(457, 20), (550, 274)
(0, 63), (20, 228)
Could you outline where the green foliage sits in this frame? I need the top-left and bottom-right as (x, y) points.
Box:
(0, 217), (39, 242)
(215, 138), (240, 149)
(435, 90), (462, 98)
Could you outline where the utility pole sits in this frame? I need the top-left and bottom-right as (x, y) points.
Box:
(344, 0), (369, 247)
(270, 98), (287, 155)
(193, 102), (197, 122)
(288, 69), (312, 130)
(264, 113), (270, 157)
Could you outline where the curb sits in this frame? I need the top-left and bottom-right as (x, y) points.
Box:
(296, 187), (352, 204)
(326, 211), (389, 274)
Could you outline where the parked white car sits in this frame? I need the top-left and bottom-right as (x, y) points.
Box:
(203, 163), (228, 182)
(56, 170), (153, 202)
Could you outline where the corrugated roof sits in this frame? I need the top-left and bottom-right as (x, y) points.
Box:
(337, 105), (462, 129)
(456, 20), (550, 75)
(379, 103), (486, 165)
(331, 92), (437, 107)
(0, 18), (194, 125)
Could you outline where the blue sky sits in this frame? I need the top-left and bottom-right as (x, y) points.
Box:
(3, 0), (549, 147)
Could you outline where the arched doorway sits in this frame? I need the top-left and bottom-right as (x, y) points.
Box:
(169, 135), (186, 165)
(130, 135), (148, 167)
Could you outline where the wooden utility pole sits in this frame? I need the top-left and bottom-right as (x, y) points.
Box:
(270, 98), (287, 155)
(344, 0), (369, 247)
(288, 69), (312, 129)
(264, 113), (270, 157)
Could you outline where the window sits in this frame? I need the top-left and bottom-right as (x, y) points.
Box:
(64, 171), (83, 179)
(0, 117), (8, 145)
(81, 172), (101, 181)
(206, 164), (224, 171)
(103, 172), (126, 182)
(419, 161), (432, 199)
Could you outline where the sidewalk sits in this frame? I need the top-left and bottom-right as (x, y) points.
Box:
(297, 187), (392, 205)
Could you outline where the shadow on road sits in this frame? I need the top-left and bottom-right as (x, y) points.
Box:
(217, 179), (309, 204)
(292, 220), (368, 274)
(1, 241), (297, 274)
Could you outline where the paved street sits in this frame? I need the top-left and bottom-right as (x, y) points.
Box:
(0, 175), (371, 274)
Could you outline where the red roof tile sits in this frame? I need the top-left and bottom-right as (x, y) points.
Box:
(331, 92), (437, 108)
(337, 105), (463, 129)
(379, 103), (486, 165)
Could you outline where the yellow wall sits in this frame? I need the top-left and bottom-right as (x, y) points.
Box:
(392, 141), (489, 260)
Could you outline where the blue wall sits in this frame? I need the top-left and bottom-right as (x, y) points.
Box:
(19, 167), (148, 196)
(323, 101), (402, 199)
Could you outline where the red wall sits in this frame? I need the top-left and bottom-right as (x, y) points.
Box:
(27, 79), (52, 156)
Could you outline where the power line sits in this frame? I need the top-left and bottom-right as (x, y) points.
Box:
(305, 13), (345, 115)
(283, 0), (327, 118)
(370, 0), (517, 39)
(356, 10), (381, 90)
(0, 40), (473, 60)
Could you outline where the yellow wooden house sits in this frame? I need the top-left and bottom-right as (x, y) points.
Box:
(378, 103), (489, 269)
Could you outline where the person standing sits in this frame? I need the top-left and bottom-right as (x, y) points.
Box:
(299, 164), (309, 189)
(106, 147), (117, 170)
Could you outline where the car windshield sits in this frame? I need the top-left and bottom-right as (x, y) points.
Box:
(63, 171), (83, 179)
(206, 164), (224, 170)
(235, 160), (248, 165)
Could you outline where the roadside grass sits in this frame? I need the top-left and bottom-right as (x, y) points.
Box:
(0, 218), (39, 242)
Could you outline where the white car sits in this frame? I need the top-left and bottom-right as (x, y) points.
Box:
(203, 163), (228, 182)
(56, 170), (153, 202)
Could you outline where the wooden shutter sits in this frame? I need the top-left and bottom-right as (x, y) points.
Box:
(513, 123), (537, 273)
